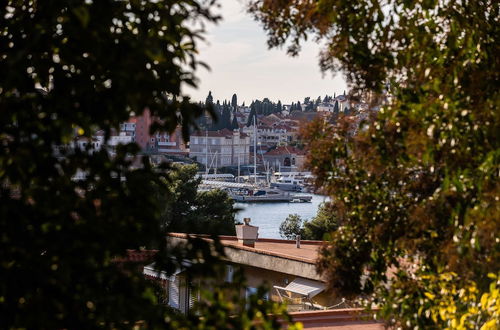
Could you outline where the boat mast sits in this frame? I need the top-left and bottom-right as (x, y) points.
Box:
(237, 154), (240, 183)
(253, 116), (257, 184)
(205, 130), (208, 175)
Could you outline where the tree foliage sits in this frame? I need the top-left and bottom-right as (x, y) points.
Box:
(251, 0), (499, 327)
(279, 214), (303, 240)
(280, 203), (338, 241)
(231, 93), (238, 109)
(163, 164), (237, 236)
(302, 203), (338, 240)
(0, 1), (290, 327)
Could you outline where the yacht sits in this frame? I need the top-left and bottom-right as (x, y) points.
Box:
(230, 188), (312, 203)
(270, 177), (305, 192)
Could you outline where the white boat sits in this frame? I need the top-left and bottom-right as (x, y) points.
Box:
(270, 177), (305, 192)
(230, 188), (312, 203)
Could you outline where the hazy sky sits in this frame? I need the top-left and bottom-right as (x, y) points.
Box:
(184, 0), (347, 105)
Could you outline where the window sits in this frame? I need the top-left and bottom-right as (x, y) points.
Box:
(225, 265), (234, 283)
(245, 287), (269, 303)
(168, 275), (180, 310)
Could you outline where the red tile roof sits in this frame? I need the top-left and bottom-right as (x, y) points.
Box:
(167, 233), (322, 264)
(282, 309), (383, 329)
(265, 146), (307, 156)
(191, 129), (246, 138)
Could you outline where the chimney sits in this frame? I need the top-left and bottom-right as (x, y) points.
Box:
(296, 235), (301, 248)
(235, 218), (259, 247)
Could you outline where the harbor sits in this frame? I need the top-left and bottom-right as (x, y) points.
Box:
(235, 193), (328, 239)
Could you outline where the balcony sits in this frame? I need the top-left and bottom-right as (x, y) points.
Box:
(158, 141), (176, 147)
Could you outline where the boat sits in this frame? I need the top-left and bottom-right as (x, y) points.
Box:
(230, 188), (312, 203)
(270, 172), (313, 192)
(270, 177), (305, 192)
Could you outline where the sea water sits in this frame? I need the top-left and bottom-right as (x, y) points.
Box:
(235, 194), (329, 239)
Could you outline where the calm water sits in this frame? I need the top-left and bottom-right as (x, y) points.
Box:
(235, 194), (329, 239)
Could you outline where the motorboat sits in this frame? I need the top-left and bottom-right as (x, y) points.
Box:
(230, 188), (312, 203)
(270, 177), (305, 192)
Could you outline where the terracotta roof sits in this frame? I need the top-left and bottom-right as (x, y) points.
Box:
(167, 233), (322, 264)
(273, 124), (292, 130)
(191, 129), (235, 138)
(265, 146), (307, 156)
(289, 111), (320, 121)
(259, 116), (280, 126)
(281, 309), (383, 329)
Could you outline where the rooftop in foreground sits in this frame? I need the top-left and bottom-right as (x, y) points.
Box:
(167, 233), (322, 264)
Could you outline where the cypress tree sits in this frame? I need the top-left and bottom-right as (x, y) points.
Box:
(222, 104), (232, 129)
(231, 115), (239, 130)
(206, 91), (213, 106)
(246, 107), (257, 127)
(231, 94), (238, 109)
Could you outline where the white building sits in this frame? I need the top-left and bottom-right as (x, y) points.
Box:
(189, 129), (250, 168)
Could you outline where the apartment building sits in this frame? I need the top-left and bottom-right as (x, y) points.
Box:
(189, 129), (250, 167)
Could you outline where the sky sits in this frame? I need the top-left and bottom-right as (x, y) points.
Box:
(184, 0), (347, 105)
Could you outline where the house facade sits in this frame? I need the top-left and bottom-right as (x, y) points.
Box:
(189, 129), (250, 168)
(145, 228), (339, 314)
(262, 146), (307, 171)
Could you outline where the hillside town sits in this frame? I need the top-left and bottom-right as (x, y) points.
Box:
(75, 91), (377, 176)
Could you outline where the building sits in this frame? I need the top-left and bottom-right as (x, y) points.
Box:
(145, 224), (337, 314)
(189, 129), (250, 168)
(141, 224), (384, 329)
(241, 114), (300, 149)
(262, 146), (307, 171)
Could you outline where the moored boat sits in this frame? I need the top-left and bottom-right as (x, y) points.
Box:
(230, 188), (312, 203)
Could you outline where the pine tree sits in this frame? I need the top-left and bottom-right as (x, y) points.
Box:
(277, 100), (282, 113)
(297, 101), (302, 111)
